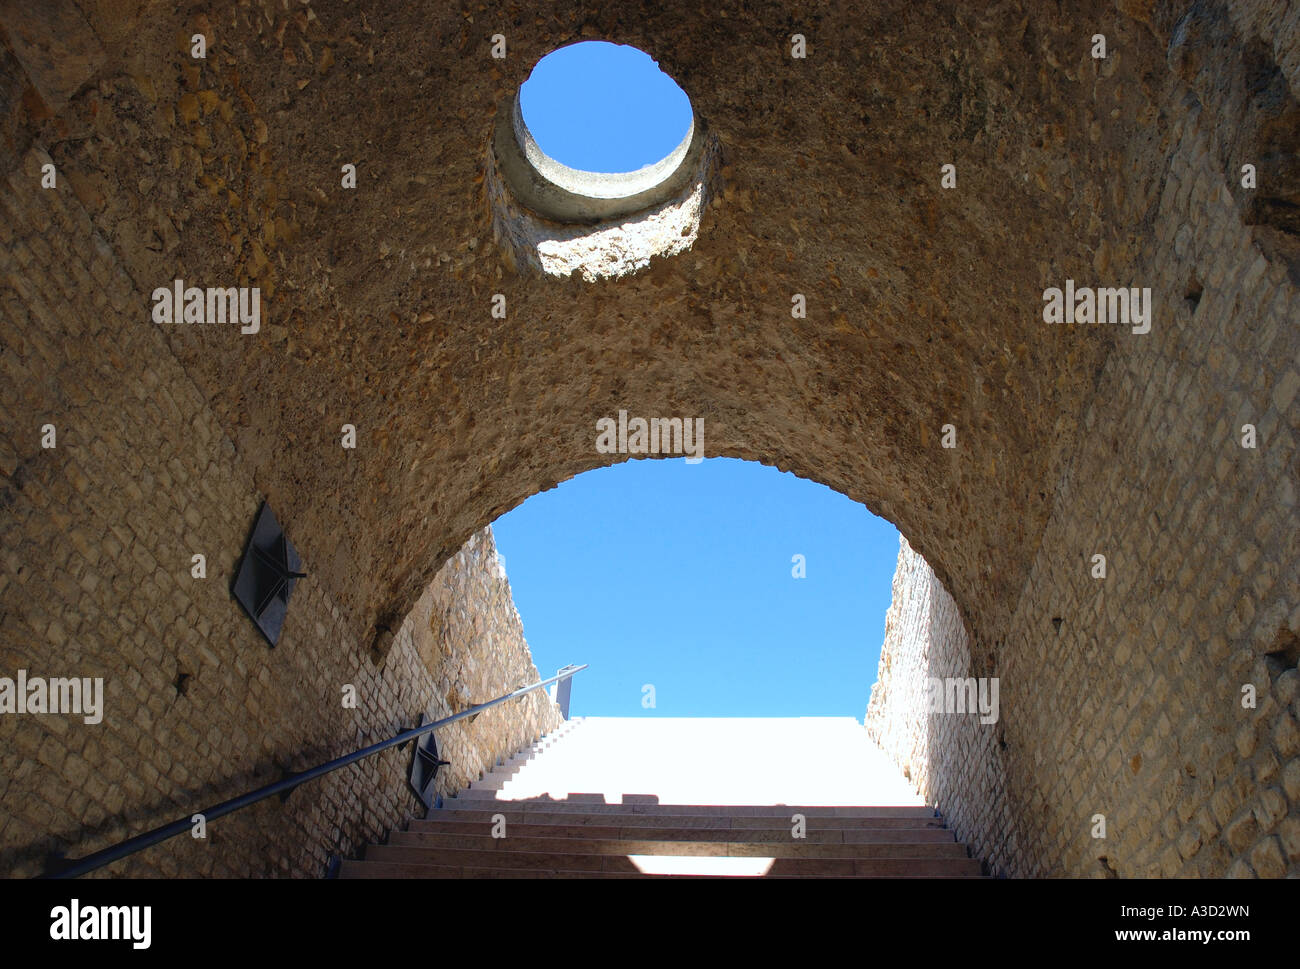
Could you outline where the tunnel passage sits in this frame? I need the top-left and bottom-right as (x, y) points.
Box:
(1, 0), (1297, 877)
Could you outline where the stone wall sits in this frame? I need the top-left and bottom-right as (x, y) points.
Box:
(873, 429), (1299, 881)
(862, 1), (1300, 881)
(865, 537), (1014, 875)
(989, 59), (1300, 874)
(0, 163), (560, 872)
(394, 526), (565, 802)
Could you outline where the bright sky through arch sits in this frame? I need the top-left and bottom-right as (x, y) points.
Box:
(491, 459), (903, 718)
(519, 41), (693, 173)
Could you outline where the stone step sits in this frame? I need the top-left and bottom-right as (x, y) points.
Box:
(386, 830), (969, 859)
(407, 819), (954, 842)
(468, 776), (516, 791)
(442, 794), (939, 818)
(503, 750), (544, 761)
(339, 859), (985, 879)
(415, 810), (947, 829)
(478, 732), (583, 774)
(346, 719), (983, 879)
(361, 844), (982, 877)
(340, 860), (646, 878)
(510, 737), (568, 755)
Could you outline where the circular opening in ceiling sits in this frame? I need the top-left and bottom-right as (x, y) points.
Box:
(519, 41), (693, 176)
(486, 39), (722, 281)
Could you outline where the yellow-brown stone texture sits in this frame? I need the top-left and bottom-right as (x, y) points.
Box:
(1, 0), (1298, 876)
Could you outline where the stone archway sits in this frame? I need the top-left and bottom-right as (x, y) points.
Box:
(90, 2), (1142, 659)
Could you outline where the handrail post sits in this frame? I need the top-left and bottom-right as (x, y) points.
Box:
(554, 664), (578, 719)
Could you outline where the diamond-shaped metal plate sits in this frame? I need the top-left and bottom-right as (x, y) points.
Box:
(231, 501), (305, 647)
(409, 715), (451, 811)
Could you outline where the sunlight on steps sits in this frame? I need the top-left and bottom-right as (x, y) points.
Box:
(626, 855), (776, 876)
(339, 716), (983, 878)
(466, 717), (925, 807)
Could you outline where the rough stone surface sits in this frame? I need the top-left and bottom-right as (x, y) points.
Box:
(869, 536), (1300, 878)
(395, 527), (564, 801)
(867, 536), (1012, 873)
(1, 0), (1298, 877)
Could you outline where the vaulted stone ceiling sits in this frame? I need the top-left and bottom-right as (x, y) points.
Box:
(7, 0), (1287, 665)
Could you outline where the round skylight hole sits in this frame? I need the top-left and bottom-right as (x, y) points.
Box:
(519, 41), (693, 175)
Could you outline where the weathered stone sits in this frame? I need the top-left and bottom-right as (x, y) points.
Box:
(0, 0), (106, 113)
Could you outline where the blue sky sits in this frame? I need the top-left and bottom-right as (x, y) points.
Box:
(520, 41), (693, 173)
(493, 459), (901, 718)
(500, 44), (902, 718)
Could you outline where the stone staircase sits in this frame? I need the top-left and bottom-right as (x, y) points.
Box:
(340, 716), (984, 878)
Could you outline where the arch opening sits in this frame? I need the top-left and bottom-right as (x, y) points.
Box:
(486, 456), (904, 719)
(395, 453), (982, 816)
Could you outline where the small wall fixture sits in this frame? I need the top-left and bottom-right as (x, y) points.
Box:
(231, 501), (306, 647)
(409, 714), (452, 812)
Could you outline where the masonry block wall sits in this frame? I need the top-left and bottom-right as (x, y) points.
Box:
(865, 537), (1009, 872)
(0, 190), (561, 871)
(392, 526), (565, 803)
(866, 2), (1300, 880)
(873, 463), (1299, 880)
(994, 62), (1300, 875)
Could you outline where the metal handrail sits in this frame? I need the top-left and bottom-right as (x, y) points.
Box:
(45, 663), (587, 879)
